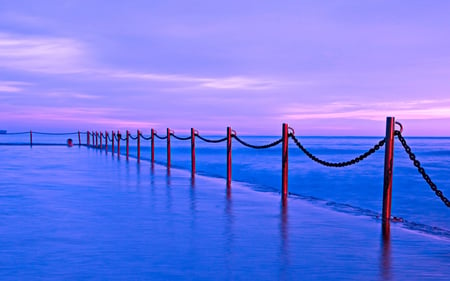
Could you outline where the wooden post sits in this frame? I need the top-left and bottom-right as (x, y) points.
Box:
(382, 117), (395, 231)
(117, 130), (121, 157)
(282, 123), (289, 199)
(105, 131), (108, 152)
(137, 130), (141, 163)
(227, 127), (232, 188)
(167, 128), (171, 169)
(126, 130), (130, 160)
(191, 128), (196, 177)
(151, 129), (155, 164)
(112, 131), (115, 155)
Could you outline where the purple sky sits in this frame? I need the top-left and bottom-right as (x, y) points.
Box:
(1, 1), (450, 136)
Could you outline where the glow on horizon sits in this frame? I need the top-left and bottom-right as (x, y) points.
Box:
(1, 1), (450, 136)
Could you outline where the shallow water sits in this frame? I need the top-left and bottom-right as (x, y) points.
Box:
(0, 146), (449, 280)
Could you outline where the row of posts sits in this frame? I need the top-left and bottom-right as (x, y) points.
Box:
(85, 117), (396, 231)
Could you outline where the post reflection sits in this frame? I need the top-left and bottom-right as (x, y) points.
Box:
(224, 184), (234, 280)
(279, 196), (289, 280)
(380, 221), (392, 281)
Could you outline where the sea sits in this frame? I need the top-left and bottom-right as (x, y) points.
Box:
(2, 132), (449, 234)
(1, 132), (449, 280)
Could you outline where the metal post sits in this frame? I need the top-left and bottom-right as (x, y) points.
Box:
(96, 132), (98, 148)
(105, 131), (108, 152)
(227, 127), (232, 188)
(151, 129), (155, 164)
(126, 130), (130, 160)
(191, 128), (196, 177)
(167, 128), (171, 169)
(78, 131), (81, 146)
(92, 133), (94, 148)
(112, 131), (115, 155)
(117, 130), (121, 157)
(282, 123), (289, 199)
(382, 117), (395, 230)
(87, 131), (90, 146)
(137, 129), (141, 163)
(100, 132), (103, 149)
(30, 130), (32, 147)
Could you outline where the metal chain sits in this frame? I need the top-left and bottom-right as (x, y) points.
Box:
(3, 132), (29, 135)
(129, 134), (138, 140)
(33, 132), (79, 135)
(154, 133), (168, 140)
(196, 134), (227, 143)
(140, 133), (152, 140)
(232, 135), (283, 149)
(171, 133), (192, 141)
(396, 132), (450, 207)
(107, 134), (113, 142)
(290, 134), (385, 167)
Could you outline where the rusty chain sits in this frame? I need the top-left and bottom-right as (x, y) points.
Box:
(196, 134), (227, 143)
(290, 134), (385, 167)
(396, 131), (450, 207)
(232, 135), (283, 149)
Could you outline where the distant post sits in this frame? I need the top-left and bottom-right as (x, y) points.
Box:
(112, 131), (115, 155)
(30, 130), (32, 147)
(105, 131), (108, 152)
(227, 127), (232, 188)
(117, 130), (121, 157)
(282, 123), (289, 199)
(382, 117), (395, 232)
(78, 131), (81, 146)
(126, 130), (130, 160)
(151, 129), (155, 164)
(87, 131), (90, 146)
(137, 129), (141, 163)
(167, 128), (171, 170)
(191, 128), (196, 177)
(100, 132), (103, 149)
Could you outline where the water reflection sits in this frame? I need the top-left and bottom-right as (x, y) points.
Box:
(279, 197), (289, 280)
(224, 184), (234, 280)
(380, 222), (392, 281)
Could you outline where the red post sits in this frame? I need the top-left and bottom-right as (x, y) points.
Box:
(78, 131), (81, 146)
(382, 117), (395, 231)
(126, 130), (130, 160)
(137, 129), (141, 163)
(282, 123), (289, 199)
(87, 131), (90, 146)
(227, 127), (232, 188)
(151, 129), (155, 164)
(95, 132), (98, 148)
(105, 131), (108, 152)
(112, 131), (115, 155)
(117, 130), (121, 157)
(92, 133), (95, 148)
(100, 132), (103, 149)
(167, 128), (171, 169)
(30, 130), (32, 147)
(191, 128), (196, 177)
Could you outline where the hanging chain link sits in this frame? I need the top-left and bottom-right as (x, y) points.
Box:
(232, 135), (283, 149)
(196, 134), (227, 143)
(129, 134), (138, 140)
(154, 133), (168, 140)
(290, 134), (385, 167)
(140, 133), (152, 140)
(396, 131), (450, 207)
(171, 133), (192, 141)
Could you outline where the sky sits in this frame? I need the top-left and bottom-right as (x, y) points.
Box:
(1, 0), (450, 136)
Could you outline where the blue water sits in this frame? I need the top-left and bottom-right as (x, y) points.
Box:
(1, 146), (449, 280)
(2, 133), (450, 233)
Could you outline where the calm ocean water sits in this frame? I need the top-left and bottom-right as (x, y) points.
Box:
(1, 134), (449, 280)
(2, 133), (450, 234)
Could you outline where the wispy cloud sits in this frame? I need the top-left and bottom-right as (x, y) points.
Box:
(0, 32), (279, 90)
(0, 81), (31, 92)
(0, 32), (89, 74)
(283, 99), (450, 121)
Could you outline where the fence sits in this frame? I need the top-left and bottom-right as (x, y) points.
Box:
(1, 117), (449, 232)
